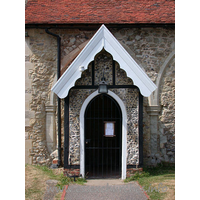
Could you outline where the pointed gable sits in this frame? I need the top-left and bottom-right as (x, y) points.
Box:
(52, 25), (157, 98)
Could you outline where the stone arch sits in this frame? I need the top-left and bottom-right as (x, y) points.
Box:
(148, 50), (175, 106)
(80, 90), (127, 179)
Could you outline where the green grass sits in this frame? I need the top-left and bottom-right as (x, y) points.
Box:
(124, 171), (150, 182)
(34, 165), (58, 179)
(26, 164), (174, 200)
(33, 165), (87, 189)
(25, 164), (87, 199)
(124, 166), (175, 200)
(33, 165), (69, 189)
(25, 187), (43, 199)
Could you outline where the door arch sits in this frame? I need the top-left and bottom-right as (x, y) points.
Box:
(80, 90), (127, 179)
(85, 93), (122, 178)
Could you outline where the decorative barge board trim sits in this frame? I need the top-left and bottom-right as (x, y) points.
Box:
(51, 24), (158, 180)
(80, 90), (127, 179)
(51, 24), (157, 98)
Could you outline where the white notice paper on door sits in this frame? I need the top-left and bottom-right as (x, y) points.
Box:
(105, 122), (114, 136)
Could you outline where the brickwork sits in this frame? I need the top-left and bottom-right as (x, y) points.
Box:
(63, 168), (80, 177)
(126, 168), (143, 178)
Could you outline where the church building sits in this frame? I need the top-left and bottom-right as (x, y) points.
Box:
(25, 0), (175, 179)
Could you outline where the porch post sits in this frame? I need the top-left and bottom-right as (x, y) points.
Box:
(64, 95), (70, 168)
(139, 93), (143, 167)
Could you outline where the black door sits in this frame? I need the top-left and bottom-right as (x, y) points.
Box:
(85, 94), (122, 178)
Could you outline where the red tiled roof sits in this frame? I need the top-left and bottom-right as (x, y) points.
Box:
(25, 0), (175, 24)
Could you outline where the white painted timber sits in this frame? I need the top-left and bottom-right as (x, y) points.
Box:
(52, 24), (157, 98)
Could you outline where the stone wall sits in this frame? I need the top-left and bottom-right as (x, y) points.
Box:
(68, 88), (139, 165)
(69, 89), (96, 165)
(111, 27), (175, 166)
(68, 50), (139, 165)
(111, 27), (175, 82)
(25, 29), (57, 165)
(110, 88), (139, 165)
(159, 58), (175, 163)
(25, 26), (175, 167)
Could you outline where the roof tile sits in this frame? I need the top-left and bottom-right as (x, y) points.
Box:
(25, 0), (175, 24)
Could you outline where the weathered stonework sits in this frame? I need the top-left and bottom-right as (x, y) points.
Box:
(142, 98), (151, 165)
(68, 87), (139, 165)
(115, 62), (133, 85)
(25, 26), (175, 168)
(68, 50), (139, 166)
(69, 89), (96, 165)
(159, 58), (175, 163)
(25, 29), (57, 165)
(112, 27), (175, 83)
(110, 88), (139, 165)
(94, 49), (113, 85)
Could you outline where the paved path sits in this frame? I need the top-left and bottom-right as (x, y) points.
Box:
(65, 179), (148, 200)
(43, 180), (61, 200)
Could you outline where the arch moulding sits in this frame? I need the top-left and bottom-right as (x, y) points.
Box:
(80, 90), (127, 179)
(148, 50), (175, 106)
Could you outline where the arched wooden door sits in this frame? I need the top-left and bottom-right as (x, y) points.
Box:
(85, 94), (122, 178)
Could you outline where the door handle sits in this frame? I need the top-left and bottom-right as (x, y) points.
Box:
(85, 139), (91, 144)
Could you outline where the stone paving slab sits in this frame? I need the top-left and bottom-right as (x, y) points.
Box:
(43, 180), (61, 200)
(65, 180), (148, 200)
(84, 179), (125, 186)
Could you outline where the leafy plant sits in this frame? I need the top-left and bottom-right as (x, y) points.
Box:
(75, 177), (87, 185)
(56, 174), (71, 190)
(124, 171), (150, 182)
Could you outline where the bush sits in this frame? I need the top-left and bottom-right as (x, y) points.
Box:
(56, 174), (71, 190)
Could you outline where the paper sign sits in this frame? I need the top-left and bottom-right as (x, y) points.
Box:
(104, 121), (115, 137)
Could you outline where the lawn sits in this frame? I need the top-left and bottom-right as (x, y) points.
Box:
(26, 164), (174, 200)
(25, 164), (86, 200)
(124, 166), (175, 200)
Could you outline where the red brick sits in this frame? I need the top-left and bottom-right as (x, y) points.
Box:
(63, 168), (80, 177)
(52, 159), (58, 164)
(126, 168), (143, 176)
